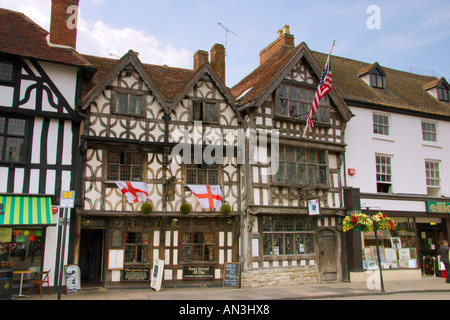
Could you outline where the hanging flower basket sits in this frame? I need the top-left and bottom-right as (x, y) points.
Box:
(140, 202), (153, 215)
(342, 213), (372, 232)
(180, 203), (192, 215)
(373, 213), (396, 231)
(342, 212), (396, 232)
(220, 204), (231, 216)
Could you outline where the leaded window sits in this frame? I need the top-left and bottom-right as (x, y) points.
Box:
(181, 232), (215, 262)
(262, 216), (315, 256)
(0, 117), (26, 162)
(106, 151), (144, 181)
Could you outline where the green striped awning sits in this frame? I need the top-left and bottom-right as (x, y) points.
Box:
(0, 195), (55, 226)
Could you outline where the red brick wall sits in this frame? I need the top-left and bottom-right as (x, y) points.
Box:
(50, 0), (79, 48)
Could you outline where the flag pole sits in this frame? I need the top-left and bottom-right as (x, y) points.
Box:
(302, 40), (336, 138)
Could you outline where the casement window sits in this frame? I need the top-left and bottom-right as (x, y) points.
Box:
(425, 160), (440, 196)
(275, 147), (327, 186)
(373, 114), (390, 136)
(181, 232), (215, 262)
(276, 84), (329, 123)
(422, 121), (437, 142)
(369, 67), (385, 89)
(0, 61), (14, 83)
(124, 232), (148, 263)
(262, 216), (315, 256)
(376, 155), (392, 193)
(186, 161), (219, 185)
(0, 117), (26, 162)
(106, 151), (144, 181)
(114, 92), (143, 116)
(193, 101), (218, 123)
(437, 86), (450, 102)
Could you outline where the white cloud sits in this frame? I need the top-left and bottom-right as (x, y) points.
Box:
(77, 18), (192, 68)
(0, 0), (193, 68)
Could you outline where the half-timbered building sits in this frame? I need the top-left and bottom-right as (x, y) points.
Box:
(0, 1), (91, 287)
(78, 45), (242, 287)
(232, 26), (352, 287)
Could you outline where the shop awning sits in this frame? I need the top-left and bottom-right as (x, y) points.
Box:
(0, 195), (55, 226)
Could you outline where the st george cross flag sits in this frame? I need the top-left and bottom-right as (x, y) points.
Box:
(303, 40), (335, 137)
(187, 185), (223, 210)
(116, 181), (148, 204)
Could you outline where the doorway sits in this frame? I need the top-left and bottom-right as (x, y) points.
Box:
(417, 223), (444, 276)
(79, 229), (104, 285)
(318, 229), (337, 281)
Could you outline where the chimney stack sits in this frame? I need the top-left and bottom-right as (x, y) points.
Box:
(259, 24), (295, 65)
(210, 43), (225, 83)
(194, 50), (209, 70)
(50, 0), (80, 49)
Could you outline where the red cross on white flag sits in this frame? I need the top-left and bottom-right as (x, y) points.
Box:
(187, 185), (223, 210)
(115, 181), (148, 203)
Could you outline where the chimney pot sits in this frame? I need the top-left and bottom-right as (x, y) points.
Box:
(50, 0), (80, 49)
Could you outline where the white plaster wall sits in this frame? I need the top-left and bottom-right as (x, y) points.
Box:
(345, 106), (450, 197)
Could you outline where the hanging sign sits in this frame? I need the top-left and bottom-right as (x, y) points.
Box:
(308, 199), (321, 216)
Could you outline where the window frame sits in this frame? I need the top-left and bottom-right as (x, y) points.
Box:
(421, 121), (438, 143)
(425, 160), (440, 188)
(261, 216), (315, 257)
(274, 146), (328, 187)
(0, 116), (27, 163)
(373, 113), (390, 136)
(112, 91), (144, 117)
(181, 231), (215, 263)
(105, 151), (145, 182)
(437, 85), (450, 102)
(276, 83), (330, 123)
(193, 101), (219, 124)
(185, 159), (220, 185)
(0, 60), (15, 85)
(124, 231), (148, 264)
(376, 154), (392, 193)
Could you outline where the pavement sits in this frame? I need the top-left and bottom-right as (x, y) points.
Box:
(20, 275), (450, 301)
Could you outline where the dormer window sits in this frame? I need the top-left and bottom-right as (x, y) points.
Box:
(369, 69), (385, 89)
(437, 84), (449, 102)
(359, 62), (386, 89)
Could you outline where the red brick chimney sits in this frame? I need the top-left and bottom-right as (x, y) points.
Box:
(210, 43), (225, 83)
(50, 0), (80, 49)
(260, 25), (295, 65)
(194, 50), (209, 70)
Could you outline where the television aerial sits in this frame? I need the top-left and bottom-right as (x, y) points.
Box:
(217, 22), (237, 56)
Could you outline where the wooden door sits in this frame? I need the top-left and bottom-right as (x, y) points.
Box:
(318, 229), (337, 281)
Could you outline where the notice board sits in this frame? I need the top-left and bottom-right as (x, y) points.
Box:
(108, 249), (124, 270)
(223, 262), (240, 288)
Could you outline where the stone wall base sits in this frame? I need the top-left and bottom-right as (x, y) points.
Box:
(241, 266), (319, 289)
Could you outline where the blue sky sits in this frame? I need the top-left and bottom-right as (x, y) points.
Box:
(1, 0), (449, 87)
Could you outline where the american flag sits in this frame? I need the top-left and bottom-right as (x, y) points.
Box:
(306, 59), (332, 130)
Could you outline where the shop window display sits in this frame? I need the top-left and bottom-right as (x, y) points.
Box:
(362, 217), (417, 270)
(0, 228), (44, 272)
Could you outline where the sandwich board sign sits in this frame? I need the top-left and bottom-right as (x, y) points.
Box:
(150, 259), (164, 291)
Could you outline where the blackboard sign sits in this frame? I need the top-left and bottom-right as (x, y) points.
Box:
(223, 263), (240, 288)
(64, 265), (80, 294)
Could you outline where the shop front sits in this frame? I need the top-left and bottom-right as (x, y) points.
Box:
(0, 195), (57, 290)
(345, 194), (450, 282)
(78, 214), (239, 288)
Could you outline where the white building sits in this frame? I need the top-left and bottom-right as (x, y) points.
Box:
(310, 52), (450, 280)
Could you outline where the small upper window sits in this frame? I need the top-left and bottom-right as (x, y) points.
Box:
(114, 93), (143, 116)
(370, 70), (385, 89)
(0, 62), (14, 83)
(422, 121), (437, 142)
(373, 114), (390, 136)
(437, 87), (449, 102)
(193, 101), (218, 123)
